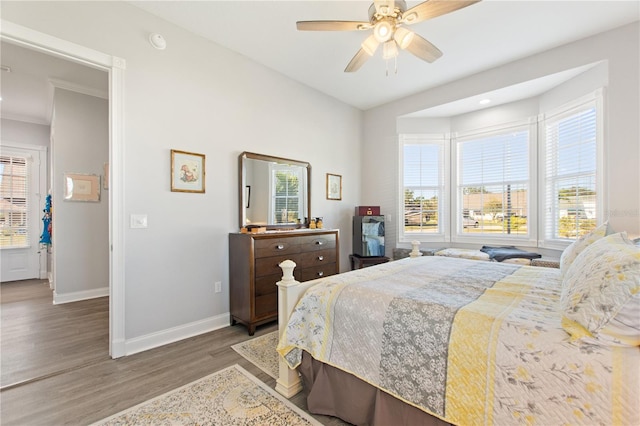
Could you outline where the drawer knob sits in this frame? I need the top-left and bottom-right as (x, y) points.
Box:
(276, 244), (284, 250)
(317, 271), (324, 277)
(318, 256), (324, 261)
(316, 241), (324, 245)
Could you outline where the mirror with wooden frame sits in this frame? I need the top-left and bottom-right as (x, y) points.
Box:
(239, 152), (311, 229)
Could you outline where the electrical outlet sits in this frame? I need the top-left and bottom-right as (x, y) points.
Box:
(214, 281), (222, 293)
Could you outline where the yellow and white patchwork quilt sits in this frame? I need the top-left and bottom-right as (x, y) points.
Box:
(277, 256), (639, 425)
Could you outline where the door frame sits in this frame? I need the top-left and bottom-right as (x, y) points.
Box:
(0, 143), (47, 281)
(0, 20), (127, 358)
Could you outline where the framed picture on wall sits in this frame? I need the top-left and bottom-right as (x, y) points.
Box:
(326, 173), (342, 200)
(63, 173), (101, 202)
(171, 149), (205, 193)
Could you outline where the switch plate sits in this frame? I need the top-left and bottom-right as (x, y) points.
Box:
(130, 214), (148, 228)
(214, 281), (222, 293)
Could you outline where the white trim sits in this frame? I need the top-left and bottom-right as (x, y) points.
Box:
(452, 118), (533, 141)
(49, 78), (108, 100)
(1, 20), (127, 358)
(123, 314), (231, 356)
(0, 113), (50, 126)
(53, 287), (109, 304)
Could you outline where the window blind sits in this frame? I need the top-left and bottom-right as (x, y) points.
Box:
(401, 135), (446, 237)
(0, 155), (29, 248)
(543, 102), (597, 240)
(456, 126), (530, 237)
(271, 165), (302, 224)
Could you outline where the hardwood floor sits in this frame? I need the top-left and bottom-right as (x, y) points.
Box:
(1, 279), (109, 388)
(0, 280), (349, 426)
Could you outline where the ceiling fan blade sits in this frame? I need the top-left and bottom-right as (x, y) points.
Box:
(344, 48), (371, 72)
(405, 34), (443, 63)
(296, 21), (371, 31)
(401, 0), (480, 25)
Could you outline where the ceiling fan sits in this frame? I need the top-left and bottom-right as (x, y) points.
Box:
(296, 0), (480, 72)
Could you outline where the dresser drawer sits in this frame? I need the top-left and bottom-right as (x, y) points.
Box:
(298, 249), (336, 268)
(254, 293), (277, 318)
(255, 270), (303, 295)
(255, 254), (301, 277)
(255, 238), (301, 258)
(298, 234), (336, 252)
(255, 273), (280, 297)
(300, 263), (337, 281)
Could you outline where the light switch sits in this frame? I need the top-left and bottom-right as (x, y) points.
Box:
(130, 214), (148, 229)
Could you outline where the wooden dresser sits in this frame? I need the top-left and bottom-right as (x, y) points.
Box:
(229, 229), (339, 335)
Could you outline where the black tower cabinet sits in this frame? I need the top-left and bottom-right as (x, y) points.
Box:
(352, 215), (385, 257)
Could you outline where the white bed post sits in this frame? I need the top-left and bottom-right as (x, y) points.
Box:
(410, 240), (423, 257)
(275, 260), (304, 398)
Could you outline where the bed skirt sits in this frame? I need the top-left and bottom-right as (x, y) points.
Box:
(299, 352), (451, 426)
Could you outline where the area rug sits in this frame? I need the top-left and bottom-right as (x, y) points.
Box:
(231, 331), (279, 379)
(93, 364), (320, 425)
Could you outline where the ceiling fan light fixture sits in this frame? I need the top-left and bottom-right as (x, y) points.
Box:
(361, 34), (380, 56)
(383, 40), (398, 60)
(394, 27), (414, 49)
(373, 20), (394, 43)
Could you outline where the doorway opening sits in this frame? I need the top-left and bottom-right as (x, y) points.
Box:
(1, 20), (126, 360)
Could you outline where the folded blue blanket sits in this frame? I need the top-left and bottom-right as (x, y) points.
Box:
(480, 246), (542, 262)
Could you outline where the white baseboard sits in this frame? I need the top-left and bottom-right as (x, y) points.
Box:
(53, 287), (109, 304)
(111, 338), (126, 359)
(123, 313), (231, 356)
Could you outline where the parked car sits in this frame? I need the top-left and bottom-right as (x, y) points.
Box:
(463, 215), (479, 228)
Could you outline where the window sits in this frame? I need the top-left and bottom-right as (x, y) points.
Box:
(455, 124), (531, 239)
(399, 91), (602, 248)
(270, 164), (303, 224)
(542, 93), (601, 244)
(400, 135), (447, 240)
(0, 155), (29, 248)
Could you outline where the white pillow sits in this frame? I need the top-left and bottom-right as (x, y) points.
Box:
(598, 293), (640, 346)
(560, 232), (640, 345)
(559, 221), (611, 277)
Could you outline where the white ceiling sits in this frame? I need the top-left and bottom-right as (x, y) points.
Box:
(131, 0), (639, 110)
(0, 1), (638, 125)
(0, 41), (108, 125)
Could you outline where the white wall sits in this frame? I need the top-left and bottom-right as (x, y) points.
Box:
(364, 22), (640, 254)
(51, 88), (109, 301)
(1, 118), (50, 147)
(0, 1), (362, 348)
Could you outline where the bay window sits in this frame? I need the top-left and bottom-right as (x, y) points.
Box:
(399, 90), (602, 248)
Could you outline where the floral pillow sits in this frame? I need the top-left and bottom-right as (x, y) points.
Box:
(559, 221), (611, 277)
(560, 232), (640, 345)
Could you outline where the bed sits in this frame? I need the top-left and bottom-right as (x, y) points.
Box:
(275, 230), (640, 425)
